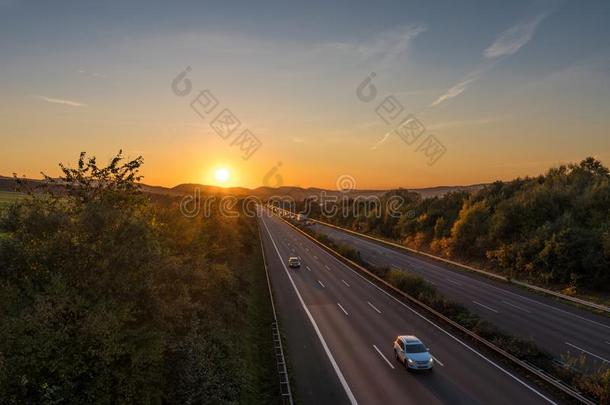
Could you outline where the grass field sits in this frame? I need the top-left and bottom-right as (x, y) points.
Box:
(0, 191), (25, 210)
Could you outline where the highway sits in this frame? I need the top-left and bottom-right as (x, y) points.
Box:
(259, 208), (557, 404)
(308, 220), (610, 369)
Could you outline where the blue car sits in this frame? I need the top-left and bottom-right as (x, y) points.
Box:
(394, 335), (434, 371)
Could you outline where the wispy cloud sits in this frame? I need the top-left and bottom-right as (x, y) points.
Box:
(371, 128), (393, 150)
(32, 95), (86, 107)
(77, 69), (107, 79)
(428, 116), (505, 130)
(357, 24), (427, 65)
(431, 12), (549, 107)
(315, 24), (427, 67)
(430, 75), (479, 107)
(484, 14), (547, 59)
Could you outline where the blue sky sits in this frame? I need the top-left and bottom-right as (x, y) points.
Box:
(1, 0), (609, 188)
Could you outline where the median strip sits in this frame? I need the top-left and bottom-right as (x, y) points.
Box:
(311, 217), (609, 313)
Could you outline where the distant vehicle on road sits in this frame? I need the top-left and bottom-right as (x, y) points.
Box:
(288, 256), (301, 268)
(393, 335), (434, 371)
(296, 213), (307, 222)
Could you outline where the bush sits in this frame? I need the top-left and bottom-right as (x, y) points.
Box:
(0, 152), (277, 404)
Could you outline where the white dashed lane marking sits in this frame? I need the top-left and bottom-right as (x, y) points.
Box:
(367, 301), (382, 314)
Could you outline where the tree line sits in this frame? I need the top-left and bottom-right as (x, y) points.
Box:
(301, 158), (610, 293)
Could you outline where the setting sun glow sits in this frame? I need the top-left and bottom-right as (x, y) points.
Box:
(213, 167), (231, 184)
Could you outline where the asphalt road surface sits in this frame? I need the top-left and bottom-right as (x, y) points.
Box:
(308, 221), (610, 369)
(259, 209), (558, 405)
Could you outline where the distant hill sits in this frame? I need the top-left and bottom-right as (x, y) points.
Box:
(155, 183), (485, 200)
(0, 175), (485, 200)
(409, 184), (486, 198)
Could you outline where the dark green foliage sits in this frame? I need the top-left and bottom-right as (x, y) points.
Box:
(0, 152), (278, 404)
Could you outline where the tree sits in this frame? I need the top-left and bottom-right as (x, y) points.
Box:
(449, 200), (490, 257)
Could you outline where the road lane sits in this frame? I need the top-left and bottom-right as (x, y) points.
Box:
(260, 210), (557, 404)
(260, 216), (352, 405)
(310, 221), (610, 368)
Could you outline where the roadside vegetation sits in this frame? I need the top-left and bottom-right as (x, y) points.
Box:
(0, 152), (279, 404)
(294, 222), (610, 404)
(300, 158), (610, 300)
(0, 191), (24, 212)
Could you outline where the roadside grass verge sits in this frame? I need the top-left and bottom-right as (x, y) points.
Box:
(0, 191), (25, 213)
(240, 218), (283, 404)
(0, 190), (24, 203)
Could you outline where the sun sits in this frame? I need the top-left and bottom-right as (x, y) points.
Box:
(213, 167), (231, 184)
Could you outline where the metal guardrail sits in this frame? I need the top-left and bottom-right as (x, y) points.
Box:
(268, 206), (596, 405)
(257, 221), (294, 405)
(294, 212), (609, 313)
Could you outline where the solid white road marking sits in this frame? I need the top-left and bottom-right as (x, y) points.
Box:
(337, 303), (349, 315)
(502, 300), (531, 313)
(373, 345), (395, 369)
(432, 355), (444, 366)
(342, 279), (350, 287)
(565, 342), (609, 363)
(367, 301), (382, 314)
(446, 278), (462, 286)
(473, 301), (499, 313)
(318, 280), (326, 288)
(259, 216), (358, 404)
(306, 266), (312, 272)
